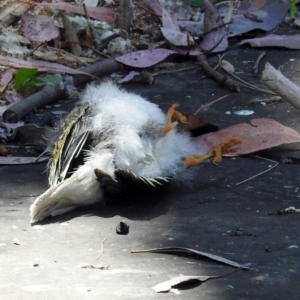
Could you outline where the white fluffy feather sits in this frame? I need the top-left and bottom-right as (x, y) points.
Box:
(30, 82), (198, 223)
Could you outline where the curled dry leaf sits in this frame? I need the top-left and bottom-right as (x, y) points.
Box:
(21, 13), (60, 42)
(131, 246), (250, 269)
(153, 269), (239, 293)
(117, 71), (140, 83)
(221, 60), (235, 74)
(115, 49), (180, 68)
(239, 34), (300, 50)
(193, 118), (300, 156)
(118, 71), (154, 84)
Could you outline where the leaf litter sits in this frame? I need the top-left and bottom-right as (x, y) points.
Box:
(132, 246), (249, 293)
(0, 1), (299, 167)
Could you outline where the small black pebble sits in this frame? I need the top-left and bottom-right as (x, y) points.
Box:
(116, 222), (130, 235)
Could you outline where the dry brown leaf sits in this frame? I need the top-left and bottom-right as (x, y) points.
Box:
(131, 246), (249, 269)
(239, 34), (300, 50)
(21, 13), (60, 42)
(0, 2), (30, 26)
(193, 118), (300, 155)
(0, 55), (95, 77)
(36, 3), (116, 23)
(33, 50), (96, 64)
(152, 269), (239, 293)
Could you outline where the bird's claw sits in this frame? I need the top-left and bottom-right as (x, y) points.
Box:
(184, 137), (242, 166)
(162, 104), (187, 134)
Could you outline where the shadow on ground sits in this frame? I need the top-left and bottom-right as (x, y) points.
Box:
(1, 47), (300, 300)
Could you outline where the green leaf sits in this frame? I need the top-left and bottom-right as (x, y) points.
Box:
(40, 74), (62, 87)
(14, 68), (38, 90)
(289, 0), (297, 17)
(190, 0), (204, 8)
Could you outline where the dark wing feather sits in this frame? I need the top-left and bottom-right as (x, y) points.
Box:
(48, 103), (90, 186)
(114, 169), (170, 191)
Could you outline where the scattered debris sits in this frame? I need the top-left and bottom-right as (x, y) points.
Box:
(80, 264), (110, 270)
(13, 238), (21, 245)
(96, 238), (107, 260)
(265, 247), (273, 253)
(225, 228), (257, 237)
(116, 222), (130, 235)
(271, 206), (300, 215)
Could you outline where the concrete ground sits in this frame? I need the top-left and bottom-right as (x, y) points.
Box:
(1, 47), (300, 299)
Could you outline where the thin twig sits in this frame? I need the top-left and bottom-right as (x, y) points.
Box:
(29, 41), (47, 56)
(253, 51), (266, 77)
(96, 238), (107, 260)
(135, 2), (160, 16)
(235, 155), (278, 186)
(66, 40), (110, 58)
(82, 3), (95, 41)
(152, 65), (199, 76)
(194, 94), (229, 115)
(219, 54), (275, 95)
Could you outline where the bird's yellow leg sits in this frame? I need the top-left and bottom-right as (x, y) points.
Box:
(162, 104), (187, 134)
(184, 137), (242, 166)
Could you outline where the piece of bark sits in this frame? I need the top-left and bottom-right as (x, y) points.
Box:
(197, 54), (240, 92)
(3, 58), (123, 123)
(60, 12), (82, 56)
(115, 0), (133, 36)
(72, 58), (122, 86)
(262, 62), (300, 111)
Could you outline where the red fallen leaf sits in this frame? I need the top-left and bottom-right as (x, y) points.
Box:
(192, 118), (300, 155)
(21, 13), (60, 42)
(36, 3), (116, 23)
(115, 49), (180, 68)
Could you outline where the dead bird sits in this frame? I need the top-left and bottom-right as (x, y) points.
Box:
(30, 82), (239, 223)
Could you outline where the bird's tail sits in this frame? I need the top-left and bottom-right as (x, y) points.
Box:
(30, 170), (103, 223)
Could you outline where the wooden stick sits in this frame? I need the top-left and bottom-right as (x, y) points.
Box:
(3, 58), (123, 122)
(262, 62), (300, 111)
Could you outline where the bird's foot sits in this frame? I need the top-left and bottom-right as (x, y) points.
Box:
(162, 104), (187, 134)
(184, 137), (242, 166)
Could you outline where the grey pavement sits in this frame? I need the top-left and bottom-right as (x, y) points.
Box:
(1, 47), (300, 299)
